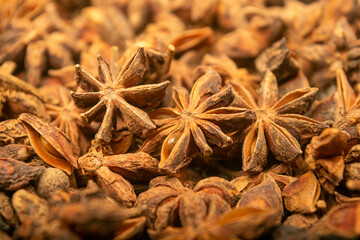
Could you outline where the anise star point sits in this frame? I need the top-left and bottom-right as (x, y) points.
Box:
(71, 46), (170, 143)
(233, 69), (327, 172)
(140, 69), (255, 173)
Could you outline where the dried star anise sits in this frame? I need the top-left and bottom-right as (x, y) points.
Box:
(3, 0), (360, 238)
(332, 69), (360, 139)
(1, 2), (82, 86)
(156, 207), (280, 240)
(199, 53), (260, 97)
(135, 176), (238, 234)
(306, 127), (360, 194)
(282, 171), (321, 214)
(306, 17), (358, 90)
(116, 43), (174, 85)
(231, 163), (296, 194)
(311, 69), (360, 139)
(140, 69), (255, 173)
(305, 128), (347, 193)
(0, 70), (50, 121)
(214, 8), (284, 64)
(236, 174), (283, 221)
(254, 37), (312, 99)
(312, 201), (360, 239)
(71, 46), (170, 143)
(170, 27), (214, 58)
(18, 113), (78, 175)
(78, 148), (160, 183)
(231, 69), (327, 171)
(42, 85), (89, 156)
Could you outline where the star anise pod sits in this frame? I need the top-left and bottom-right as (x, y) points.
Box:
(254, 38), (310, 98)
(42, 85), (89, 156)
(167, 50), (205, 91)
(308, 17), (357, 89)
(332, 70), (360, 139)
(232, 69), (327, 172)
(311, 69), (360, 139)
(124, 0), (170, 33)
(170, 27), (214, 58)
(117, 42), (174, 85)
(214, 9), (283, 64)
(135, 176), (238, 234)
(312, 201), (360, 239)
(71, 46), (170, 143)
(236, 174), (283, 220)
(0, 69), (49, 121)
(305, 128), (347, 193)
(305, 127), (360, 194)
(79, 5), (134, 49)
(255, 38), (300, 85)
(0, 2), (41, 64)
(231, 164), (296, 193)
(138, 12), (185, 50)
(139, 69), (255, 173)
(199, 53), (260, 97)
(170, 0), (219, 26)
(18, 113), (78, 175)
(156, 206), (280, 240)
(1, 2), (82, 86)
(282, 171), (322, 214)
(281, 0), (357, 83)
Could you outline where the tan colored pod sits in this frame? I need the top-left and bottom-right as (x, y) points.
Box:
(18, 113), (78, 175)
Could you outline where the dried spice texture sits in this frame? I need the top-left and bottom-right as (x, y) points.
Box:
(305, 128), (347, 193)
(236, 174), (283, 221)
(0, 144), (34, 161)
(72, 46), (170, 142)
(18, 113), (78, 175)
(282, 172), (321, 214)
(312, 201), (360, 238)
(1, 0), (360, 239)
(0, 158), (44, 191)
(332, 69), (360, 139)
(44, 85), (88, 156)
(140, 69), (255, 173)
(0, 119), (29, 146)
(136, 176), (237, 233)
(232, 69), (327, 171)
(157, 207), (280, 240)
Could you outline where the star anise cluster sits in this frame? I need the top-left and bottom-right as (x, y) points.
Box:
(2, 0), (360, 239)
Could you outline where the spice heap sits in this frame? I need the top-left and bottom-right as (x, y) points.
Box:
(1, 0), (360, 239)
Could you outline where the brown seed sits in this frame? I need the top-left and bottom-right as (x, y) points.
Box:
(36, 168), (70, 198)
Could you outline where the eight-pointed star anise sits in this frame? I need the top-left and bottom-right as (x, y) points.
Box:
(71, 46), (170, 143)
(139, 69), (255, 173)
(310, 69), (360, 140)
(231, 69), (327, 172)
(43, 85), (88, 156)
(135, 176), (238, 234)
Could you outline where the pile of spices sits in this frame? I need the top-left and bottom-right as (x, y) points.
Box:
(1, 0), (360, 239)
